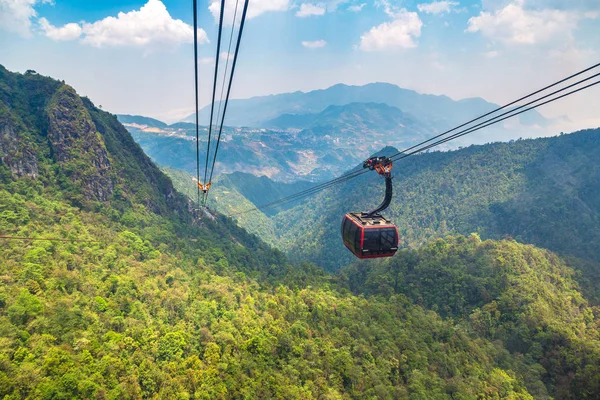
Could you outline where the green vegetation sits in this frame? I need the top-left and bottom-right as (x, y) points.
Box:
(340, 235), (600, 399)
(0, 191), (545, 399)
(1, 65), (599, 399)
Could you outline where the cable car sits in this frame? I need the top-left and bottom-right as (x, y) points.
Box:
(341, 156), (399, 259)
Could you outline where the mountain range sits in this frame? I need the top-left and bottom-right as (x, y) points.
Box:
(122, 82), (553, 185)
(183, 82), (550, 131)
(119, 102), (435, 182)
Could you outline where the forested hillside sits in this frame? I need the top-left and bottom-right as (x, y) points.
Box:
(213, 130), (600, 272)
(1, 66), (599, 399)
(338, 235), (600, 399)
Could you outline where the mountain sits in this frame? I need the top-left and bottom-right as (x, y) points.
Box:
(263, 102), (424, 133)
(215, 129), (600, 274)
(1, 66), (599, 399)
(183, 82), (549, 130)
(125, 114), (433, 183)
(116, 114), (168, 128)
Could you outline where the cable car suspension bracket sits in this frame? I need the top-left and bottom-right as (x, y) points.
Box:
(362, 156), (393, 218)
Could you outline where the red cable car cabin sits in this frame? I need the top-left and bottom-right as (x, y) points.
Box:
(341, 156), (399, 259)
(341, 213), (399, 258)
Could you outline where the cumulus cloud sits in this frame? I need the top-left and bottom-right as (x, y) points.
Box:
(81, 0), (206, 47)
(359, 9), (422, 51)
(37, 0), (208, 49)
(466, 0), (583, 45)
(0, 0), (52, 37)
(417, 1), (458, 14)
(209, 0), (289, 24)
(39, 17), (82, 41)
(348, 3), (366, 12)
(296, 3), (326, 17)
(302, 39), (327, 48)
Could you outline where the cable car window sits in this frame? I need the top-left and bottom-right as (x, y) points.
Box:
(380, 228), (397, 249)
(363, 229), (381, 251)
(342, 218), (350, 243)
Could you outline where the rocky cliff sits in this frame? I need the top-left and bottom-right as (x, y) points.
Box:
(46, 86), (114, 201)
(0, 66), (188, 216)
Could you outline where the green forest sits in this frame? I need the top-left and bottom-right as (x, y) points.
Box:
(1, 66), (599, 399)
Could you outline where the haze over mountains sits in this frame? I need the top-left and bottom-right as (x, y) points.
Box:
(183, 82), (550, 132)
(119, 101), (435, 182)
(120, 82), (554, 183)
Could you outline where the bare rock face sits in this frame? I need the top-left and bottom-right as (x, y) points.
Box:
(0, 118), (39, 178)
(46, 86), (114, 201)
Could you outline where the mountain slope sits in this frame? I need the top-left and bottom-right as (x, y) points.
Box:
(264, 102), (425, 133)
(184, 82), (548, 130)
(340, 236), (600, 399)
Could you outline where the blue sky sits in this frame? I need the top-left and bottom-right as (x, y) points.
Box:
(0, 0), (599, 130)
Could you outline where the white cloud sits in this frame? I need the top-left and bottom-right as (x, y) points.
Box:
(209, 0), (289, 24)
(0, 0), (52, 37)
(359, 9), (422, 51)
(37, 0), (208, 49)
(39, 17), (82, 41)
(466, 0), (581, 45)
(417, 1), (458, 14)
(199, 57), (215, 64)
(296, 3), (326, 17)
(302, 39), (327, 48)
(80, 0), (207, 48)
(348, 3), (366, 12)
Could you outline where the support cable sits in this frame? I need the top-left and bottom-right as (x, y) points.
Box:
(203, 0), (226, 201)
(204, 0), (250, 202)
(192, 0), (201, 206)
(229, 66), (600, 216)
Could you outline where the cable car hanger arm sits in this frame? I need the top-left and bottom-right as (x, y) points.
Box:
(362, 156), (393, 218)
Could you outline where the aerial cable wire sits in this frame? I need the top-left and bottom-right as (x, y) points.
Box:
(192, 0), (201, 206)
(229, 64), (600, 216)
(388, 69), (600, 160)
(233, 63), (600, 214)
(392, 77), (600, 162)
(204, 0), (250, 202)
(203, 0), (240, 206)
(274, 75), (600, 211)
(203, 0), (226, 200)
(268, 74), (600, 212)
(213, 0), (240, 145)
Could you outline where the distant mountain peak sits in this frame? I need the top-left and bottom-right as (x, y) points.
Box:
(181, 81), (548, 131)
